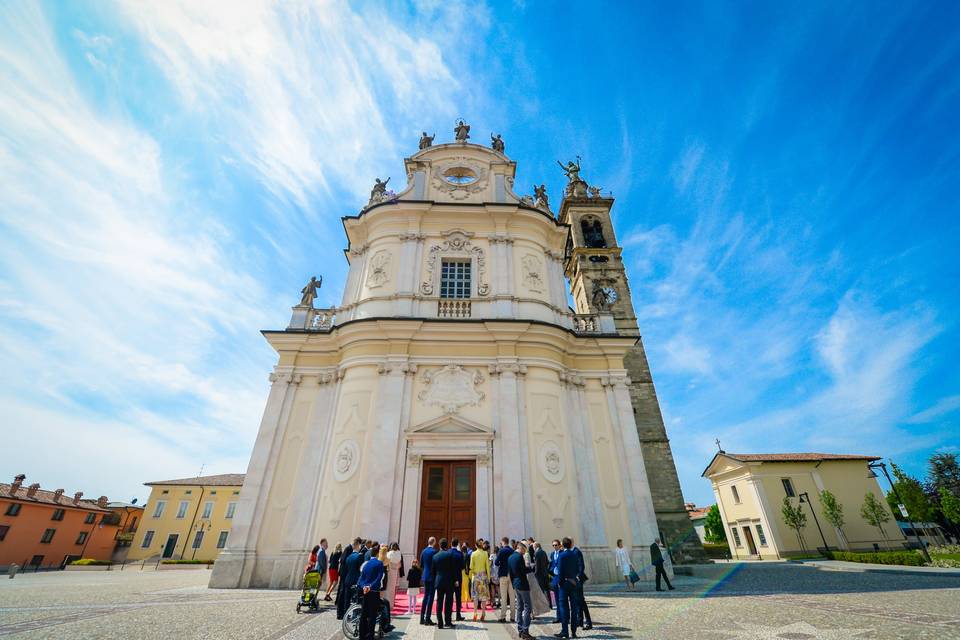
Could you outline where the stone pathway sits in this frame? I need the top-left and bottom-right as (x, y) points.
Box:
(0, 563), (958, 639)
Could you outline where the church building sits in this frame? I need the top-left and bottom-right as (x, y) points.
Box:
(209, 122), (703, 590)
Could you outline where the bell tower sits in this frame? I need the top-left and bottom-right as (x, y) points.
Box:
(559, 164), (708, 563)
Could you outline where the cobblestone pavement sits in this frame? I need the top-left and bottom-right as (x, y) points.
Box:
(1, 563), (959, 639)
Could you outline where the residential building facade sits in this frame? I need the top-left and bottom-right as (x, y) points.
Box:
(702, 452), (906, 559)
(0, 474), (120, 569)
(127, 474), (244, 562)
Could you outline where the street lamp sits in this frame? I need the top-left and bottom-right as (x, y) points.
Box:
(797, 492), (829, 554)
(867, 461), (932, 563)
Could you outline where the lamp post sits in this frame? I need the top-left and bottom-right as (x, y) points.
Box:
(867, 461), (931, 563)
(797, 492), (829, 553)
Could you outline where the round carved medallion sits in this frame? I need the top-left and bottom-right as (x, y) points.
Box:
(538, 440), (565, 483)
(333, 440), (360, 482)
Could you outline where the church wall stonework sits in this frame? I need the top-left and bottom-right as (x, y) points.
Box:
(211, 130), (689, 591)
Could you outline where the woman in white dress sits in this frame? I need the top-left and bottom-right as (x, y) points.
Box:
(384, 542), (403, 606)
(614, 539), (634, 590)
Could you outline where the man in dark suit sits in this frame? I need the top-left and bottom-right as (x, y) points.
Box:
(339, 545), (364, 620)
(335, 538), (359, 619)
(495, 537), (515, 622)
(534, 542), (551, 609)
(450, 538), (465, 621)
(571, 539), (592, 630)
(549, 539), (562, 623)
(419, 537), (437, 625)
(357, 545), (385, 640)
(431, 538), (456, 628)
(508, 541), (534, 640)
(555, 537), (581, 639)
(651, 538), (675, 591)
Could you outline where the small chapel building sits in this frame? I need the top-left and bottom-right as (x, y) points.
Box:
(210, 123), (703, 590)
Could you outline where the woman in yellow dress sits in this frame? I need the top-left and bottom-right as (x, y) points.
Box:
(469, 540), (491, 621)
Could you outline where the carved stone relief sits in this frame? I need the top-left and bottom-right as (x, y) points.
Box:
(521, 254), (544, 292)
(333, 439), (361, 482)
(430, 157), (489, 200)
(537, 493), (570, 529)
(538, 440), (565, 483)
(417, 365), (485, 414)
(366, 250), (391, 288)
(420, 230), (489, 296)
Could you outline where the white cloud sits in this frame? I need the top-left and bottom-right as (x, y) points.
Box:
(905, 395), (960, 424)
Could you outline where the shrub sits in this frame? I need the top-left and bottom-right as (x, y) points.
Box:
(160, 559), (213, 564)
(69, 558), (112, 566)
(702, 543), (731, 559)
(825, 550), (925, 566)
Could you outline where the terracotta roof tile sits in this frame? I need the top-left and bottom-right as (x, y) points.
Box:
(145, 473), (245, 487)
(723, 453), (880, 463)
(0, 483), (109, 511)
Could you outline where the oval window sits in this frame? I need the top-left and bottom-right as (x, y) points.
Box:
(443, 167), (477, 185)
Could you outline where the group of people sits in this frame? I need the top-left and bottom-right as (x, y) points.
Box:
(306, 534), (675, 640)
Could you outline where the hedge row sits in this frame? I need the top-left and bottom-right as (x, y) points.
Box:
(702, 543), (731, 559)
(826, 550), (925, 566)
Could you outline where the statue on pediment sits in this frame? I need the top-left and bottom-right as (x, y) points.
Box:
(299, 275), (322, 307)
(454, 119), (470, 142)
(491, 133), (505, 153)
(533, 183), (549, 209)
(419, 132), (435, 149)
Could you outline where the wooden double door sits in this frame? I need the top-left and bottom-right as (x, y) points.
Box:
(417, 460), (476, 547)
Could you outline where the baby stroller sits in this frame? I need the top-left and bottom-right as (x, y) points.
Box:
(296, 570), (321, 613)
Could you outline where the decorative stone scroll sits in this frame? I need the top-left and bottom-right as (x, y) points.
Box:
(366, 250), (391, 288)
(333, 439), (360, 482)
(420, 230), (489, 296)
(418, 365), (485, 414)
(538, 440), (565, 483)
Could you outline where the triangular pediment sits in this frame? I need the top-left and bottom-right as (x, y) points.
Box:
(701, 453), (747, 478)
(406, 414), (492, 435)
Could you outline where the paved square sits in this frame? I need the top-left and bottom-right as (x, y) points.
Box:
(1, 563), (958, 639)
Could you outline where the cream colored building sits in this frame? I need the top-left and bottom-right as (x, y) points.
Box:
(128, 474), (244, 562)
(702, 453), (906, 559)
(210, 124), (699, 590)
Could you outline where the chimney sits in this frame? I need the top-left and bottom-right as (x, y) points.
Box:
(53, 489), (65, 502)
(26, 483), (40, 498)
(73, 491), (84, 505)
(97, 496), (108, 508)
(10, 474), (25, 495)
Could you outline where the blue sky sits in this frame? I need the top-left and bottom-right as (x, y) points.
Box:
(1, 1), (958, 508)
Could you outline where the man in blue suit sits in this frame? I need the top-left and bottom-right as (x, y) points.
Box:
(431, 538), (457, 628)
(419, 537), (437, 625)
(450, 538), (465, 621)
(341, 544), (364, 614)
(571, 539), (592, 630)
(508, 541), (535, 639)
(555, 537), (581, 639)
(549, 539), (562, 623)
(357, 544), (385, 640)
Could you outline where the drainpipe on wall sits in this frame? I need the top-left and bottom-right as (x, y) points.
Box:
(180, 486), (205, 560)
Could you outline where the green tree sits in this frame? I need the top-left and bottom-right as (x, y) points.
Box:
(928, 453), (960, 495)
(861, 492), (892, 549)
(781, 496), (807, 551)
(819, 490), (847, 549)
(886, 462), (936, 522)
(940, 487), (960, 526)
(703, 504), (727, 543)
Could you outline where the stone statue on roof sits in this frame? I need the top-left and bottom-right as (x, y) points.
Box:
(454, 119), (470, 142)
(299, 276), (322, 307)
(369, 177), (390, 205)
(419, 132), (435, 149)
(533, 184), (549, 209)
(558, 156), (588, 197)
(491, 133), (505, 153)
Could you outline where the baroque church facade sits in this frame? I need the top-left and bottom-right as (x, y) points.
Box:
(210, 124), (704, 590)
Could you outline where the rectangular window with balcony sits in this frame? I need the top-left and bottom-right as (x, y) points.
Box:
(51, 508), (65, 521)
(225, 502), (237, 519)
(781, 478), (796, 498)
(440, 260), (471, 298)
(730, 526), (742, 547)
(202, 501), (214, 519)
(192, 530), (204, 549)
(6, 503), (21, 516)
(152, 501), (166, 518)
(84, 513), (96, 524)
(217, 531), (229, 549)
(76, 531), (88, 545)
(142, 530), (155, 549)
(176, 501), (189, 519)
(755, 523), (767, 546)
(0, 524), (9, 541)
(40, 528), (56, 543)
(731, 485), (741, 504)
